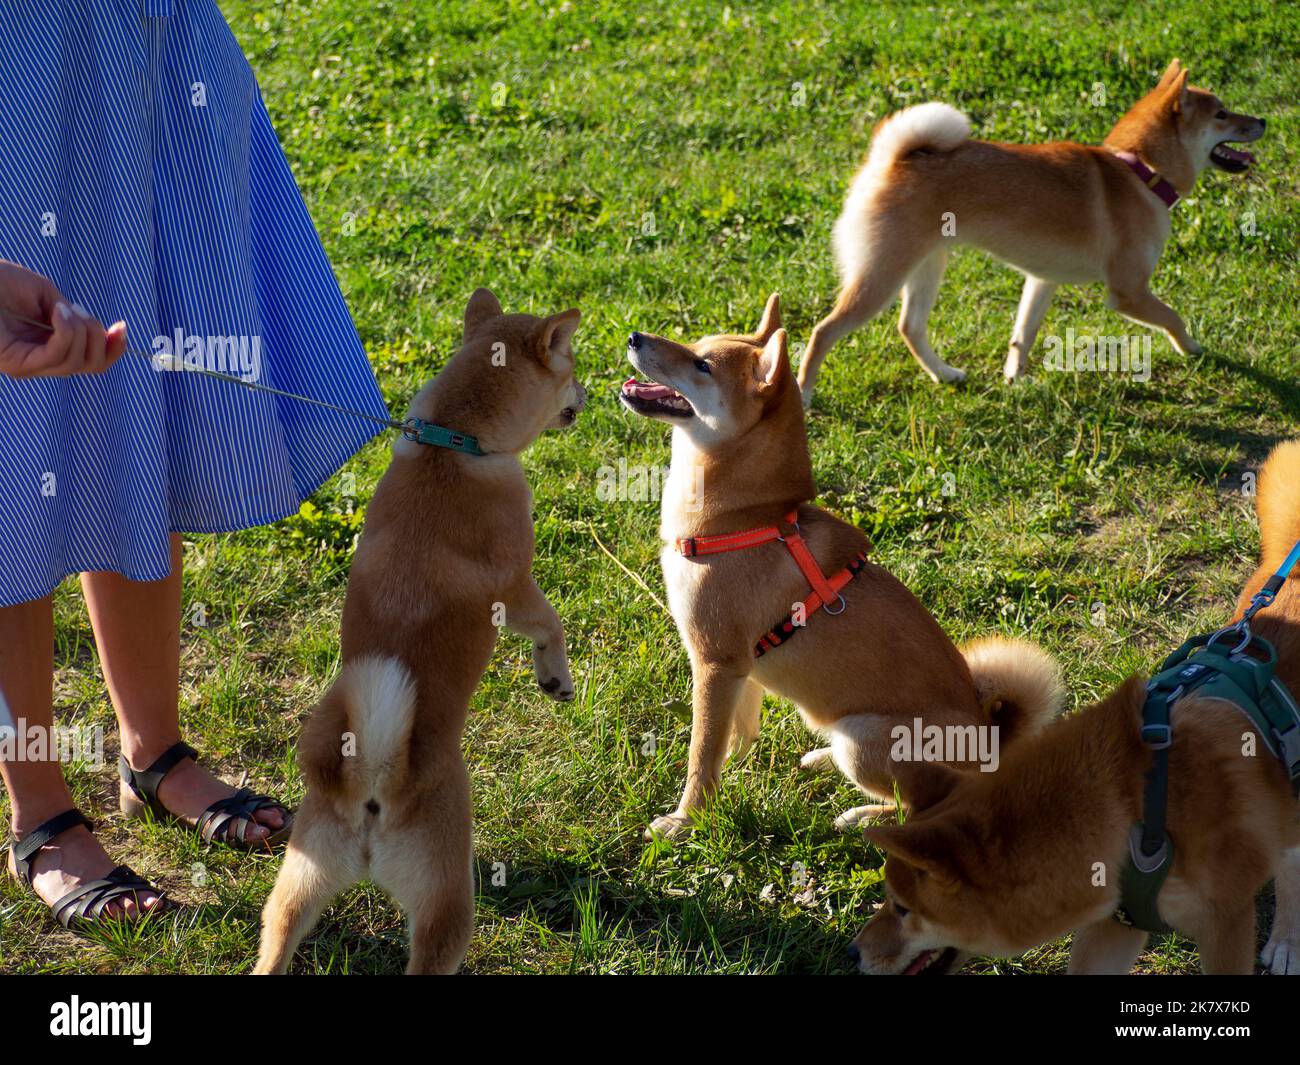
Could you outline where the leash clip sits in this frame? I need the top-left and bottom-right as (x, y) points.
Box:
(401, 417), (422, 442)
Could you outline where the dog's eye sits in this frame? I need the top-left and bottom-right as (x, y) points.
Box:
(894, 903), (910, 918)
(693, 359), (711, 375)
(1215, 110), (1227, 120)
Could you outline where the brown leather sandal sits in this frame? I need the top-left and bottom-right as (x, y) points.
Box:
(5, 808), (173, 928)
(119, 741), (293, 850)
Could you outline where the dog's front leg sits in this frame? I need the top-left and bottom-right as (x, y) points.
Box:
(1067, 918), (1147, 974)
(1107, 284), (1202, 355)
(645, 662), (751, 841)
(1262, 845), (1300, 975)
(502, 576), (574, 701)
(1003, 276), (1057, 381)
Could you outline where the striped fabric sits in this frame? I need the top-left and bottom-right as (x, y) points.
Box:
(0, 0), (388, 607)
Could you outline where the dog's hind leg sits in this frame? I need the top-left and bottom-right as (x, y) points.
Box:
(1067, 919), (1147, 974)
(825, 713), (909, 830)
(375, 764), (474, 975)
(799, 248), (927, 406)
(254, 800), (361, 975)
(799, 746), (837, 773)
(1261, 845), (1300, 975)
(897, 248), (965, 385)
(1003, 275), (1057, 381)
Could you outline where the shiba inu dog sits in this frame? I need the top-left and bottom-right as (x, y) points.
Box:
(799, 59), (1265, 401)
(852, 441), (1300, 976)
(620, 295), (1064, 840)
(255, 289), (585, 975)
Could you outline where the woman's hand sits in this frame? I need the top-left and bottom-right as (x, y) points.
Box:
(0, 261), (127, 378)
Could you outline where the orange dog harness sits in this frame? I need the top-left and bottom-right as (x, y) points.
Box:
(675, 511), (868, 658)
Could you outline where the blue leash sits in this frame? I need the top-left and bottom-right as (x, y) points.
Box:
(1218, 536), (1300, 652)
(1, 309), (487, 456)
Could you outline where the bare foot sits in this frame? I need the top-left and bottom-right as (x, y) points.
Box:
(125, 755), (285, 843)
(7, 823), (162, 920)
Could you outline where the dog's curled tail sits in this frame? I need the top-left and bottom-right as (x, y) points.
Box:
(1256, 440), (1300, 566)
(866, 102), (970, 171)
(961, 636), (1065, 748)
(299, 654), (418, 799)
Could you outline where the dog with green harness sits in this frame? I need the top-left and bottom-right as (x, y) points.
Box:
(850, 444), (1300, 974)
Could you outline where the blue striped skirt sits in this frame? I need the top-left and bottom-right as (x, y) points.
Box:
(0, 0), (388, 606)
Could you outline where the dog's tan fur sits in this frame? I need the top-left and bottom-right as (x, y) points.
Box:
(254, 289), (584, 974)
(853, 441), (1300, 975)
(799, 59), (1265, 401)
(621, 296), (1063, 840)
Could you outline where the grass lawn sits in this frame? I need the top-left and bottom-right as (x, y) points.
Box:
(2, 0), (1297, 974)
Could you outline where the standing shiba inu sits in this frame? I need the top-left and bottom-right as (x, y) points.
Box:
(799, 59), (1265, 401)
(620, 295), (1064, 841)
(852, 441), (1300, 976)
(255, 289), (585, 975)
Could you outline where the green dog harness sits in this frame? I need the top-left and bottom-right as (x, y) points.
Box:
(1114, 541), (1300, 934)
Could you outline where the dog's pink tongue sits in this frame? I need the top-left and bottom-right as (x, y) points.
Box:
(1222, 145), (1254, 163)
(903, 951), (934, 976)
(622, 377), (677, 401)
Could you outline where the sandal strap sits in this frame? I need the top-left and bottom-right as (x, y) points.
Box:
(49, 864), (165, 928)
(9, 809), (94, 886)
(196, 788), (286, 844)
(118, 740), (199, 816)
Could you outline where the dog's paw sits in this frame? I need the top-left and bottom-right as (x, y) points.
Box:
(533, 642), (575, 701)
(644, 812), (694, 843)
(1261, 930), (1300, 975)
(799, 747), (836, 773)
(834, 804), (894, 831)
(1003, 353), (1025, 382)
(1184, 338), (1204, 356)
(929, 363), (967, 385)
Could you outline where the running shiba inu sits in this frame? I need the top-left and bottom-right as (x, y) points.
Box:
(255, 289), (585, 975)
(799, 59), (1265, 401)
(852, 441), (1300, 976)
(620, 295), (1064, 841)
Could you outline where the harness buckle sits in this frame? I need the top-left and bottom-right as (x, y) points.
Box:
(1140, 723), (1172, 750)
(1128, 823), (1170, 873)
(679, 537), (698, 558)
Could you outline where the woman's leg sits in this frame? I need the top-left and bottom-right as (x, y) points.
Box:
(0, 595), (158, 917)
(81, 535), (283, 841)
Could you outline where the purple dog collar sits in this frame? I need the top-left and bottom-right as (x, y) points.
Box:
(1112, 150), (1180, 208)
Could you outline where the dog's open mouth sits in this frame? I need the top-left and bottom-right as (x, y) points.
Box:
(1210, 141), (1255, 173)
(902, 946), (959, 976)
(620, 377), (695, 419)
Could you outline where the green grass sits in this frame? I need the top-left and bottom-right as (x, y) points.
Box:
(2, 0), (1298, 974)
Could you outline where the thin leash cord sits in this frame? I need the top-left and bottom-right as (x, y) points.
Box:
(2, 309), (405, 433)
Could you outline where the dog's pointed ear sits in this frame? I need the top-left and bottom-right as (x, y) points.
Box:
(464, 287), (503, 340)
(754, 292), (782, 343)
(1156, 57), (1182, 90)
(536, 308), (581, 369)
(864, 821), (960, 889)
(893, 761), (962, 813)
(754, 328), (788, 392)
(1164, 66), (1190, 113)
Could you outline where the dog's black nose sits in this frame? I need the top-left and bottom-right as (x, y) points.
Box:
(846, 942), (861, 964)
(628, 332), (642, 350)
